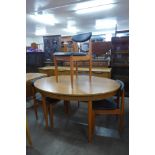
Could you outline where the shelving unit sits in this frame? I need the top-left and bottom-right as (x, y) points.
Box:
(111, 33), (129, 96)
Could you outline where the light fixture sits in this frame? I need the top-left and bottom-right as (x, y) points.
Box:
(35, 27), (47, 36)
(105, 33), (112, 41)
(63, 26), (79, 33)
(63, 20), (79, 33)
(95, 19), (117, 29)
(30, 13), (58, 25)
(92, 30), (115, 35)
(67, 20), (76, 26)
(75, 5), (113, 14)
(75, 0), (115, 14)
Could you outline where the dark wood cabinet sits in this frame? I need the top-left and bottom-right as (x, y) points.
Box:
(111, 36), (129, 96)
(26, 52), (45, 72)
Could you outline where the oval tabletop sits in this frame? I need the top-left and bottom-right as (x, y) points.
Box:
(26, 73), (47, 83)
(34, 75), (120, 101)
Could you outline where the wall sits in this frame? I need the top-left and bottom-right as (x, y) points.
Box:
(26, 36), (44, 51)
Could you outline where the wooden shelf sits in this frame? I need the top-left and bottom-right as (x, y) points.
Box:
(111, 64), (129, 67)
(112, 50), (128, 54)
(111, 36), (129, 96)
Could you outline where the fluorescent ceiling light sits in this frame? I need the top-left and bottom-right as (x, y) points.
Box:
(75, 0), (114, 14)
(95, 19), (117, 29)
(63, 26), (79, 33)
(64, 20), (79, 33)
(30, 13), (58, 25)
(117, 33), (128, 37)
(105, 33), (112, 41)
(76, 5), (113, 14)
(67, 20), (76, 26)
(75, 0), (114, 10)
(92, 31), (106, 35)
(92, 30), (115, 35)
(35, 27), (47, 36)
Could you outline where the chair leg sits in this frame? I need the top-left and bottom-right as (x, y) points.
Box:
(119, 90), (125, 133)
(32, 87), (38, 120)
(77, 101), (80, 108)
(89, 58), (92, 81)
(64, 100), (70, 115)
(41, 95), (49, 128)
(88, 100), (93, 143)
(70, 57), (74, 88)
(119, 114), (124, 133)
(54, 56), (58, 82)
(49, 104), (54, 128)
(26, 118), (32, 146)
(92, 111), (95, 136)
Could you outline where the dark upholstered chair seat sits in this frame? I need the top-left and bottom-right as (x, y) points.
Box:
(46, 97), (59, 105)
(53, 51), (87, 56)
(92, 98), (117, 110)
(35, 93), (59, 105)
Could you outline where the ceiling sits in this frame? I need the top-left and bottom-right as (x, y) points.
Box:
(26, 0), (129, 37)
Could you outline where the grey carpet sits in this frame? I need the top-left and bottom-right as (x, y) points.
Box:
(26, 98), (129, 155)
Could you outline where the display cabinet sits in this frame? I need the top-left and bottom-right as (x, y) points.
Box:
(111, 35), (129, 96)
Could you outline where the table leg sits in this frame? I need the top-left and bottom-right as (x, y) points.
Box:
(64, 100), (70, 115)
(32, 86), (38, 120)
(26, 117), (32, 146)
(88, 100), (93, 143)
(42, 95), (48, 128)
(89, 57), (92, 82)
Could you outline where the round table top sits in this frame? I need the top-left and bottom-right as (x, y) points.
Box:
(34, 75), (120, 101)
(26, 73), (47, 83)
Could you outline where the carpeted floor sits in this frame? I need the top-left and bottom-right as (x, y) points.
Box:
(26, 98), (129, 155)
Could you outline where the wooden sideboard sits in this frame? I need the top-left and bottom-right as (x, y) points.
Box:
(38, 66), (111, 78)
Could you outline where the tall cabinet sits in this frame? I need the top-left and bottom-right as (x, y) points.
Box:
(111, 35), (129, 96)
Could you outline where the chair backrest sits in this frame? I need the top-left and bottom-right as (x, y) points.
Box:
(115, 80), (125, 112)
(72, 32), (92, 42)
(72, 32), (92, 54)
(116, 80), (124, 92)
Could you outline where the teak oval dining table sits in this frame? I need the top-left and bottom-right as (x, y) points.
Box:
(34, 75), (120, 143)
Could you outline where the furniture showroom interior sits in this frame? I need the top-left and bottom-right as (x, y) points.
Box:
(26, 0), (129, 155)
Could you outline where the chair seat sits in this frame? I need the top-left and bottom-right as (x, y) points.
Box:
(92, 98), (117, 110)
(53, 52), (87, 56)
(46, 97), (59, 105)
(35, 93), (59, 105)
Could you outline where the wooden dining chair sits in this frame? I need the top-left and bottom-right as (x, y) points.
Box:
(92, 80), (125, 135)
(53, 32), (92, 87)
(31, 79), (60, 128)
